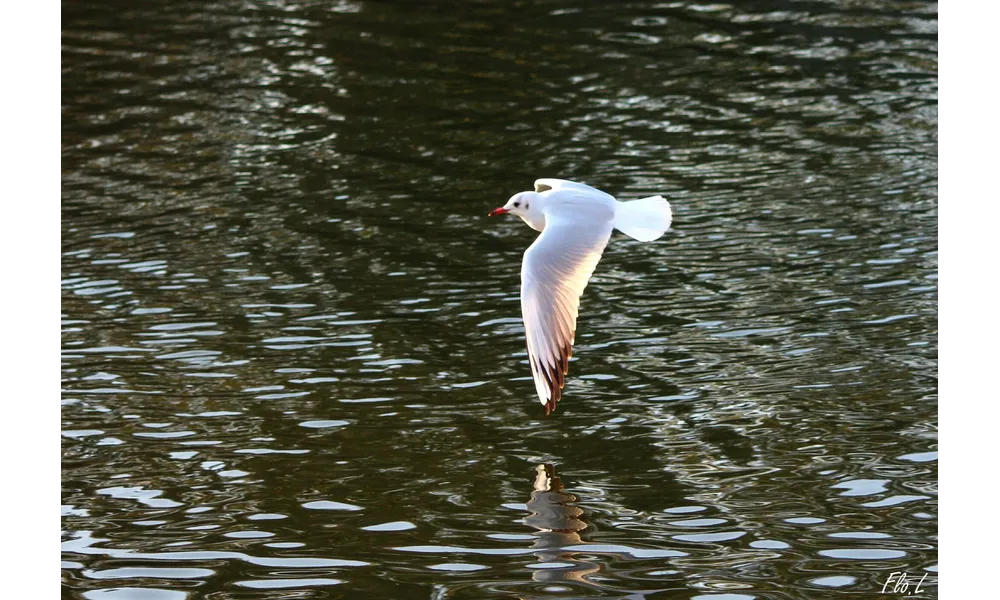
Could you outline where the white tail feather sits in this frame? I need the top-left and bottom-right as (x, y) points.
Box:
(613, 195), (673, 241)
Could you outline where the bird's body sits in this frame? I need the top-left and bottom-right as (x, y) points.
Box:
(489, 179), (673, 413)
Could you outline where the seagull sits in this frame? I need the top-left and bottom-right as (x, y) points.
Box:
(488, 179), (673, 414)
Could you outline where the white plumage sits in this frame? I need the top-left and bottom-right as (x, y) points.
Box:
(489, 179), (673, 413)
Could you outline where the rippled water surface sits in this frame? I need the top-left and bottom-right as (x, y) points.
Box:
(62, 1), (937, 598)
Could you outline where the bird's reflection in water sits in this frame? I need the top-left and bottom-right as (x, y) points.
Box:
(520, 465), (673, 598)
(524, 464), (601, 586)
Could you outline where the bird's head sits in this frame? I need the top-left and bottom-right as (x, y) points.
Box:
(488, 192), (535, 217)
(488, 192), (545, 231)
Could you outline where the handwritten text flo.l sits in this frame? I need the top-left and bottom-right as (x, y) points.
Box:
(881, 572), (930, 595)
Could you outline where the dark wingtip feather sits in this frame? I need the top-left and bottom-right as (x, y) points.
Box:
(540, 341), (574, 414)
(534, 336), (575, 415)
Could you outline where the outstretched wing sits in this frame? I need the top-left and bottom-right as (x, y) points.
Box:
(520, 211), (613, 413)
(534, 178), (616, 202)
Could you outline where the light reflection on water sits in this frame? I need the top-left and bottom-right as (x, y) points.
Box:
(63, 0), (936, 598)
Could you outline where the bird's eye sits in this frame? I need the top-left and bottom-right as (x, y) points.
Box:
(525, 203), (529, 210)
(513, 201), (520, 208)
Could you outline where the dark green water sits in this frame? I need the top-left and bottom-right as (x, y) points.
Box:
(62, 1), (937, 598)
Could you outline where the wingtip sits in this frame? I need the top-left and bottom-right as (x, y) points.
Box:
(546, 384), (562, 414)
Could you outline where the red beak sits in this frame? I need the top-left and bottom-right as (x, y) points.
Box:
(488, 207), (509, 217)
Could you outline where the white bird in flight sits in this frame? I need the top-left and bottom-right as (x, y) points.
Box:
(488, 178), (673, 414)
